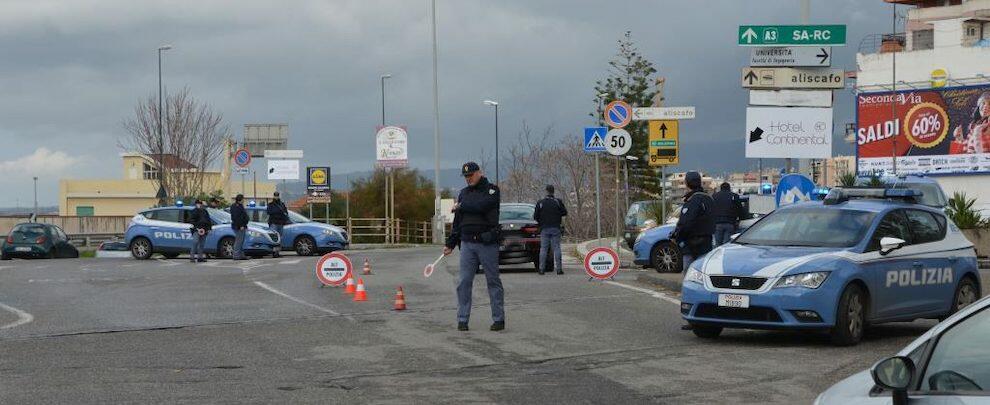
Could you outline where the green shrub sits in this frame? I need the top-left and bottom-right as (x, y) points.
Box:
(946, 192), (985, 230)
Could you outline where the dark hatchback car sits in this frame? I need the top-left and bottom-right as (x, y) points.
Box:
(498, 203), (553, 271)
(1, 223), (79, 260)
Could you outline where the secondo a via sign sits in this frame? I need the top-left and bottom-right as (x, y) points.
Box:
(584, 247), (619, 280)
(316, 252), (353, 286)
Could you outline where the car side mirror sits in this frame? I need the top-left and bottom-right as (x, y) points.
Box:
(879, 237), (906, 256)
(871, 356), (914, 405)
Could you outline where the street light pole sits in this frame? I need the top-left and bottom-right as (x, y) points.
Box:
(624, 156), (638, 213)
(595, 93), (609, 244)
(32, 176), (38, 220)
(483, 100), (500, 185)
(157, 44), (172, 204)
(430, 0), (444, 244)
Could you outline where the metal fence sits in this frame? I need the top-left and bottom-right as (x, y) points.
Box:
(0, 216), (132, 236)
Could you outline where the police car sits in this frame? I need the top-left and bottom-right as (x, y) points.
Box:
(124, 204), (280, 260)
(243, 206), (348, 255)
(681, 188), (981, 346)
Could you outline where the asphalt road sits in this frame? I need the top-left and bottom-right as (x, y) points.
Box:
(0, 247), (937, 404)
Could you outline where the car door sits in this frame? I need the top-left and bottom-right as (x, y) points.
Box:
(152, 209), (189, 251)
(862, 209), (925, 320)
(903, 209), (954, 315)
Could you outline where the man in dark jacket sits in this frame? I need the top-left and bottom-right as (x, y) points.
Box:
(711, 182), (743, 247)
(442, 162), (505, 332)
(230, 194), (249, 260)
(670, 172), (715, 272)
(189, 199), (212, 263)
(266, 192), (289, 258)
(534, 184), (567, 275)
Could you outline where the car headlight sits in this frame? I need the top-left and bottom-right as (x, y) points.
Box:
(248, 230), (262, 238)
(323, 229), (342, 238)
(684, 268), (705, 284)
(773, 272), (830, 289)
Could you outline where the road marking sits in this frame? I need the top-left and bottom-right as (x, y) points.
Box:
(604, 280), (681, 305)
(0, 302), (34, 330)
(279, 259), (304, 265)
(252, 281), (341, 316)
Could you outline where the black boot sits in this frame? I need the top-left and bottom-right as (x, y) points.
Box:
(457, 322), (469, 331)
(490, 321), (505, 331)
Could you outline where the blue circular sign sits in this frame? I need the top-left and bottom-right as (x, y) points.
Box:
(775, 174), (816, 207)
(234, 149), (251, 167)
(604, 101), (632, 128)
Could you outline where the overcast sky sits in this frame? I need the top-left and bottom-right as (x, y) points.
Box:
(0, 0), (894, 207)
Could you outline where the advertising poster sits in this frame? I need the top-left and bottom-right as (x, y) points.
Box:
(857, 85), (990, 175)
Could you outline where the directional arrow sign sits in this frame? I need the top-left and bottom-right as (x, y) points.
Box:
(741, 67), (845, 89)
(738, 25), (846, 46)
(631, 106), (695, 121)
(749, 47), (831, 67)
(648, 120), (678, 166)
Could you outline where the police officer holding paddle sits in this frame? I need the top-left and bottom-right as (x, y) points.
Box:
(442, 162), (505, 332)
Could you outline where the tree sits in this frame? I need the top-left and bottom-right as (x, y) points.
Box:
(592, 31), (662, 199)
(348, 168), (437, 222)
(121, 88), (230, 204)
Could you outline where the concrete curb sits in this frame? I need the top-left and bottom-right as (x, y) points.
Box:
(576, 238), (636, 268)
(635, 272), (684, 293)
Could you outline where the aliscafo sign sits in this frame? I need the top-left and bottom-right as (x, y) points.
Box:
(741, 67), (845, 89)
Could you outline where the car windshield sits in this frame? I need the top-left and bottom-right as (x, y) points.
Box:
(288, 211), (311, 223)
(208, 208), (231, 224)
(625, 201), (658, 227)
(892, 182), (946, 208)
(735, 208), (875, 248)
(500, 205), (534, 221)
(11, 224), (46, 241)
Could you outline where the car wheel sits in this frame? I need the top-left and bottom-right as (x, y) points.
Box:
(691, 324), (722, 339)
(0, 253), (9, 261)
(217, 237), (235, 259)
(651, 242), (681, 273)
(130, 237), (153, 260)
(162, 253), (180, 259)
(952, 276), (980, 315)
(294, 236), (316, 256)
(831, 284), (867, 346)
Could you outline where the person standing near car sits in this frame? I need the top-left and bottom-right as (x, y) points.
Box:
(442, 162), (505, 332)
(711, 182), (742, 247)
(266, 191), (289, 258)
(208, 198), (220, 209)
(670, 171), (715, 272)
(534, 184), (567, 275)
(189, 199), (212, 263)
(230, 194), (249, 260)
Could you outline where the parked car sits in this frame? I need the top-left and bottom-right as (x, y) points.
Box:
(498, 203), (552, 271)
(1, 223), (79, 259)
(816, 294), (990, 404)
(624, 200), (659, 249)
(124, 206), (279, 260)
(243, 206), (349, 255)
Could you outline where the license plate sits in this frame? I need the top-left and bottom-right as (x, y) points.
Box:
(718, 294), (750, 308)
(15, 247), (31, 252)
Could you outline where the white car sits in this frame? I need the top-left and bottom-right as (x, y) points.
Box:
(816, 294), (990, 404)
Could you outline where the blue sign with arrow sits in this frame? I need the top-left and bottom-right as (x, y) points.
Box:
(775, 174), (816, 207)
(583, 127), (607, 152)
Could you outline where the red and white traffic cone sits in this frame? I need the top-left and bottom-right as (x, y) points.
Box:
(353, 278), (368, 302)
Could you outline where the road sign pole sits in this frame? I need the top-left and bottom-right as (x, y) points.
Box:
(614, 156), (620, 253)
(660, 166), (666, 223)
(595, 153), (601, 243)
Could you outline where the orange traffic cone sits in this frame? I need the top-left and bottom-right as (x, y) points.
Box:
(393, 286), (407, 311)
(344, 274), (356, 294)
(362, 258), (372, 275)
(353, 278), (368, 302)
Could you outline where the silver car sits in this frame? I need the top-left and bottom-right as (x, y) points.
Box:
(816, 294), (990, 404)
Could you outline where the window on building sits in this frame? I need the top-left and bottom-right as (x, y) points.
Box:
(75, 206), (95, 217)
(912, 29), (934, 51)
(142, 163), (158, 180)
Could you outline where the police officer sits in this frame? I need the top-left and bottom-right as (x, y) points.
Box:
(443, 162), (505, 332)
(711, 182), (743, 247)
(188, 199), (212, 263)
(670, 171), (715, 272)
(230, 194), (249, 260)
(534, 184), (567, 275)
(266, 191), (289, 258)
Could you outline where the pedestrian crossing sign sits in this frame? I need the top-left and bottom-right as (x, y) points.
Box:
(583, 127), (608, 152)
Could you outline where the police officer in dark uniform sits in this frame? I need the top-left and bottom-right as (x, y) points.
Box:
(534, 184), (567, 275)
(670, 171), (715, 272)
(443, 162), (505, 332)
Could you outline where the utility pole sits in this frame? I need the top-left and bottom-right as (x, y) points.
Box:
(32, 176), (38, 220)
(595, 93), (608, 243)
(157, 45), (172, 204)
(381, 73), (392, 244)
(890, 3), (899, 175)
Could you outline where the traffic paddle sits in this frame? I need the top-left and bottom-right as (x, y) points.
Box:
(423, 254), (446, 278)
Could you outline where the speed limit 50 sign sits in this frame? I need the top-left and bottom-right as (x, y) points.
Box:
(605, 129), (632, 156)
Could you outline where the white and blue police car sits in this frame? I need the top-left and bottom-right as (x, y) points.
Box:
(124, 204), (280, 260)
(243, 205), (349, 256)
(681, 188), (981, 346)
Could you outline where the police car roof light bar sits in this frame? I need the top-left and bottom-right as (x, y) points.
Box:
(823, 187), (922, 205)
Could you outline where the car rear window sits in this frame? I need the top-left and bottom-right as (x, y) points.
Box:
(11, 224), (47, 241)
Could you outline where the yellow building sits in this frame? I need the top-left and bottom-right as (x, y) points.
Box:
(59, 150), (276, 216)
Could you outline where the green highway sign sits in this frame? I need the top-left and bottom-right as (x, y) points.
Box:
(738, 25), (846, 46)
